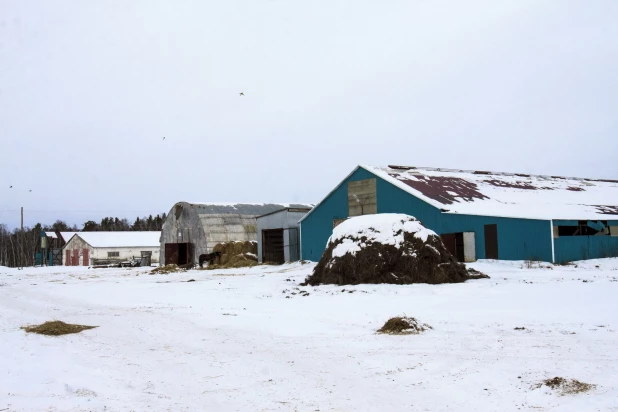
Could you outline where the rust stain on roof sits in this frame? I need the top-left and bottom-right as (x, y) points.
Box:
(594, 205), (618, 215)
(389, 173), (489, 205)
(483, 179), (550, 191)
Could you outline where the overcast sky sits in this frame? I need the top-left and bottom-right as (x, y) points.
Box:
(1, 0), (617, 229)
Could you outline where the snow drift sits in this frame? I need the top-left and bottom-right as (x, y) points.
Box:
(304, 214), (486, 286)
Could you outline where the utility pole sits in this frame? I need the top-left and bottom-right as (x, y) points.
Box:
(19, 206), (23, 270)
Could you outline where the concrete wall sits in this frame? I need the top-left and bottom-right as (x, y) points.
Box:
(90, 247), (160, 264)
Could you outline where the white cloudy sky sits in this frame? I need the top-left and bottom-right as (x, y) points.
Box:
(1, 0), (617, 228)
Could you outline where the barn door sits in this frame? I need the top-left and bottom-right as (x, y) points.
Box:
(288, 228), (300, 262)
(83, 249), (89, 266)
(484, 224), (499, 259)
(440, 234), (457, 258)
(263, 229), (284, 264)
(72, 249), (79, 266)
(65, 250), (71, 266)
(165, 243), (179, 265)
(440, 233), (465, 262)
(52, 249), (63, 266)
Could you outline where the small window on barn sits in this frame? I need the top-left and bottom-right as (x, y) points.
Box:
(556, 221), (609, 237)
(348, 178), (377, 217)
(140, 251), (152, 257)
(108, 251), (119, 257)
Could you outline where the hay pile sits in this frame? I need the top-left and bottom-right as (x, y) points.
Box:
(150, 264), (186, 274)
(204, 241), (258, 269)
(538, 377), (595, 395)
(22, 321), (97, 336)
(377, 317), (432, 335)
(303, 214), (488, 286)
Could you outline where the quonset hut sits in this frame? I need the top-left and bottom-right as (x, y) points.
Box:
(160, 202), (312, 266)
(300, 165), (618, 264)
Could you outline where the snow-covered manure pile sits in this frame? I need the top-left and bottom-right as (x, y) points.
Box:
(303, 214), (487, 286)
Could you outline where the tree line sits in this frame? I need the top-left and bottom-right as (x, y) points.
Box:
(0, 214), (166, 268)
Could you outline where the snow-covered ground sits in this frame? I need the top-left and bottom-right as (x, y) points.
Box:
(1, 259), (618, 411)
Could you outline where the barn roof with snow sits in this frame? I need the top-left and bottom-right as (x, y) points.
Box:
(368, 165), (618, 220)
(303, 165), (618, 221)
(67, 231), (161, 248)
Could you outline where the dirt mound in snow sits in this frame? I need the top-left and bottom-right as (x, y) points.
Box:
(22, 321), (97, 336)
(303, 214), (488, 286)
(150, 264), (187, 274)
(537, 377), (596, 395)
(204, 241), (258, 270)
(377, 317), (432, 335)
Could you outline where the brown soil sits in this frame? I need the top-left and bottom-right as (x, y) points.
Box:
(541, 377), (595, 395)
(303, 230), (488, 286)
(150, 264), (186, 274)
(377, 317), (432, 335)
(22, 321), (97, 336)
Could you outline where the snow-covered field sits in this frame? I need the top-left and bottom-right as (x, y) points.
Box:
(1, 259), (618, 411)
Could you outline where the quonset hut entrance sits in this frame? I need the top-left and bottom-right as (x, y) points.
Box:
(164, 242), (194, 265)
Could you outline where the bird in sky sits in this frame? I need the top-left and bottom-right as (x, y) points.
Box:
(239, 92), (244, 96)
(163, 136), (166, 140)
(29, 190), (32, 192)
(9, 185), (12, 188)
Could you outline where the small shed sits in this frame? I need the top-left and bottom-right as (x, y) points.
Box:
(62, 231), (161, 266)
(257, 207), (312, 264)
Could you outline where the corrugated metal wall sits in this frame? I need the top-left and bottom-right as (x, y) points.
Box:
(552, 219), (618, 263)
(300, 168), (554, 262)
(554, 236), (618, 263)
(256, 209), (307, 263)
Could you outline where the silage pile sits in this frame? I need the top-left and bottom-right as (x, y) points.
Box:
(303, 214), (488, 286)
(205, 241), (258, 269)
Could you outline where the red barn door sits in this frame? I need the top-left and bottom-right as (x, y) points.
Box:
(66, 250), (71, 266)
(83, 249), (89, 266)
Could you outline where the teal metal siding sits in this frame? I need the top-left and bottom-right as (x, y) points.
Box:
(301, 168), (553, 262)
(552, 219), (618, 263)
(553, 220), (580, 226)
(376, 177), (553, 262)
(554, 236), (618, 263)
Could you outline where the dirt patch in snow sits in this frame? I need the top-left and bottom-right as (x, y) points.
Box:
(536, 377), (596, 395)
(150, 264), (187, 275)
(22, 321), (98, 336)
(303, 215), (488, 286)
(377, 317), (432, 335)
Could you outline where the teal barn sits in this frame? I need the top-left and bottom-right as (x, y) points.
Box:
(299, 165), (618, 264)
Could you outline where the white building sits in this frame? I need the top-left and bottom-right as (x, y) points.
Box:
(63, 232), (161, 266)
